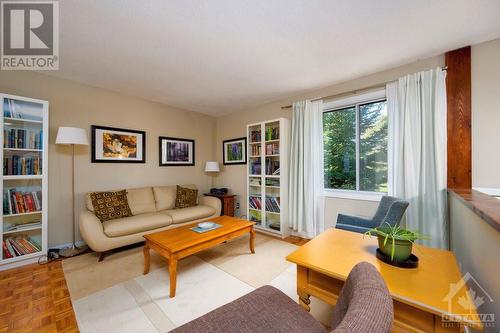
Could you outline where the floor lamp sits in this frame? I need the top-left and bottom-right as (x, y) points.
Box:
(56, 127), (89, 257)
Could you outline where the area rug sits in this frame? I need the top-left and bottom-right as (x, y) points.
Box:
(63, 233), (333, 332)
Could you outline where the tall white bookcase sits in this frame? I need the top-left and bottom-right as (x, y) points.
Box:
(246, 118), (290, 238)
(0, 93), (48, 270)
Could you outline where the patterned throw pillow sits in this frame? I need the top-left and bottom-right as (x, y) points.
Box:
(90, 190), (133, 222)
(174, 185), (198, 209)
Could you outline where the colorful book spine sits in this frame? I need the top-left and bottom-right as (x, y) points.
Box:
(250, 144), (261, 156)
(3, 155), (42, 175)
(265, 127), (279, 141)
(249, 196), (262, 210)
(265, 143), (279, 155)
(3, 128), (43, 149)
(265, 196), (281, 213)
(250, 130), (261, 143)
(3, 189), (42, 215)
(2, 241), (12, 259)
(2, 237), (41, 258)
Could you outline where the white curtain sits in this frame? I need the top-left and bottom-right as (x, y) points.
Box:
(387, 68), (448, 248)
(288, 100), (325, 238)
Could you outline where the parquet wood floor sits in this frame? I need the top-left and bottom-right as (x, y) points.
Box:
(283, 235), (310, 246)
(0, 260), (78, 333)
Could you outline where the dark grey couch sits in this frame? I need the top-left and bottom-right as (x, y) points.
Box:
(170, 262), (393, 333)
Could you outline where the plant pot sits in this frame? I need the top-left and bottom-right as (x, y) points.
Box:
(377, 234), (413, 262)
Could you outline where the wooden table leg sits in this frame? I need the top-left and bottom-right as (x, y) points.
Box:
(143, 241), (150, 275)
(297, 265), (311, 312)
(298, 291), (311, 312)
(168, 256), (178, 298)
(249, 227), (255, 254)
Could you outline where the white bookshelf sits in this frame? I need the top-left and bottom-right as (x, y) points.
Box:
(246, 118), (290, 238)
(1, 93), (48, 270)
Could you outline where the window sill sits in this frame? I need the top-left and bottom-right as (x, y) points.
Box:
(323, 190), (384, 202)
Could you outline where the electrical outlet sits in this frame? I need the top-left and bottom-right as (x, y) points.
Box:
(236, 202), (240, 209)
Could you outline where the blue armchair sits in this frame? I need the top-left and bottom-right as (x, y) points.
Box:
(336, 196), (409, 234)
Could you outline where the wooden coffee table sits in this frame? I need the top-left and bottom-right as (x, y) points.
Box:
(143, 216), (255, 298)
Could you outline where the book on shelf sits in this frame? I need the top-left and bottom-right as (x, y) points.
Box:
(3, 128), (43, 150)
(3, 98), (43, 121)
(249, 195), (262, 210)
(249, 129), (261, 143)
(250, 144), (261, 156)
(3, 188), (42, 215)
(265, 142), (279, 155)
(3, 155), (42, 175)
(5, 221), (42, 232)
(2, 236), (41, 258)
(265, 196), (280, 213)
(250, 160), (261, 175)
(265, 178), (280, 187)
(265, 126), (279, 141)
(249, 178), (261, 186)
(265, 158), (280, 175)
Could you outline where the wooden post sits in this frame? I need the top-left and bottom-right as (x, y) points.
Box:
(445, 46), (472, 189)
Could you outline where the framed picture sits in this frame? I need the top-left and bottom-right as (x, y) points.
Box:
(91, 125), (146, 163)
(223, 137), (247, 165)
(159, 137), (195, 166)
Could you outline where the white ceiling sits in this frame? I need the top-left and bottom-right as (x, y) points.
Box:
(52, 0), (500, 116)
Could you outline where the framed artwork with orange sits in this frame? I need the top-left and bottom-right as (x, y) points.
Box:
(91, 125), (146, 163)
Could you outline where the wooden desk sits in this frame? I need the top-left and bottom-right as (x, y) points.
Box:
(204, 193), (236, 216)
(286, 229), (483, 332)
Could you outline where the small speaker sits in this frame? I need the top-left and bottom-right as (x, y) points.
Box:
(210, 188), (228, 195)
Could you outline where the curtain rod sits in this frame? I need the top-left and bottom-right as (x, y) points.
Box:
(281, 66), (448, 109)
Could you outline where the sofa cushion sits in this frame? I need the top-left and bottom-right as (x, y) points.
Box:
(162, 205), (215, 224)
(175, 185), (198, 209)
(103, 212), (173, 237)
(86, 187), (156, 215)
(153, 184), (198, 211)
(126, 187), (157, 215)
(90, 190), (133, 222)
(153, 185), (177, 210)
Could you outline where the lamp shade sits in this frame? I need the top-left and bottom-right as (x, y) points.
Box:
(204, 161), (220, 172)
(55, 127), (88, 145)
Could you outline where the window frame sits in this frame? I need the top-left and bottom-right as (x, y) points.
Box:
(322, 89), (388, 201)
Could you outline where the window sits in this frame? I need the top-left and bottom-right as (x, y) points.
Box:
(323, 91), (388, 195)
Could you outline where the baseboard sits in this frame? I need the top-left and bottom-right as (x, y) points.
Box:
(0, 256), (44, 271)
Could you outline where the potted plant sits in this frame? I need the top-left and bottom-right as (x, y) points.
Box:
(365, 223), (430, 262)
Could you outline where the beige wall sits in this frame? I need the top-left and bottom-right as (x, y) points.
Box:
(0, 72), (216, 247)
(449, 195), (499, 333)
(472, 38), (500, 188)
(215, 55), (444, 226)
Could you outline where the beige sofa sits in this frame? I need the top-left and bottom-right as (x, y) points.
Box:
(79, 185), (221, 258)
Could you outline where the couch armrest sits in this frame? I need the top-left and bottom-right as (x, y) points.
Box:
(79, 211), (109, 252)
(199, 196), (222, 216)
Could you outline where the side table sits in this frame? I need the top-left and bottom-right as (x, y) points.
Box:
(203, 193), (236, 216)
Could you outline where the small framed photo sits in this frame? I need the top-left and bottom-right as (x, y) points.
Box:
(91, 125), (146, 163)
(223, 137), (247, 165)
(159, 137), (195, 166)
